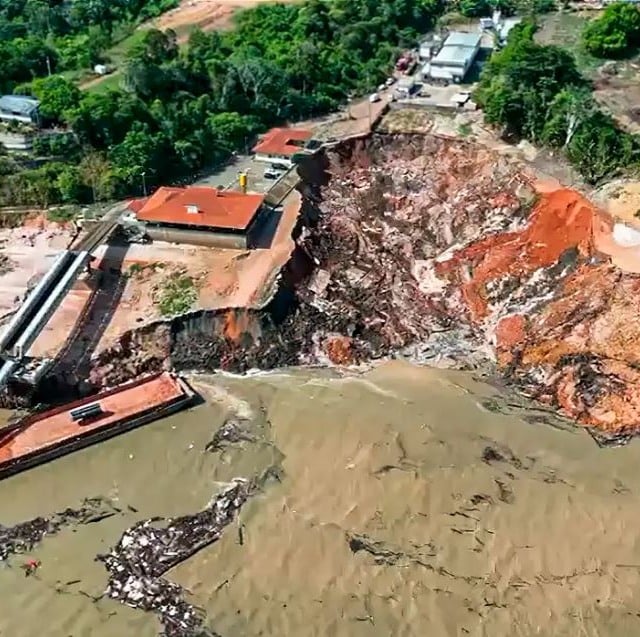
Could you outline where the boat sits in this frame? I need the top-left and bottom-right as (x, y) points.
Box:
(0, 371), (196, 480)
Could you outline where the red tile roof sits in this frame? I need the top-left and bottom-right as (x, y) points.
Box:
(134, 187), (264, 231)
(127, 197), (149, 213)
(252, 127), (313, 156)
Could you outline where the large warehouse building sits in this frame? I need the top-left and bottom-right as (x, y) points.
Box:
(422, 31), (482, 84)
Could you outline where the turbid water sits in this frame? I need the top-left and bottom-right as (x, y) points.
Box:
(2, 362), (640, 637)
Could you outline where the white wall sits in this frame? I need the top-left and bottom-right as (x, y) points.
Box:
(254, 153), (293, 167)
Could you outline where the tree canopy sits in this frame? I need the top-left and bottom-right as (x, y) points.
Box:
(0, 0), (447, 207)
(582, 2), (640, 58)
(475, 20), (639, 182)
(0, 0), (179, 90)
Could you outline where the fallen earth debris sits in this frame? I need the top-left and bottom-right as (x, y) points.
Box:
(85, 132), (640, 441)
(97, 478), (250, 637)
(0, 496), (120, 561)
(204, 419), (255, 452)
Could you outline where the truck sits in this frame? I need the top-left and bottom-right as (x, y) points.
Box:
(395, 53), (417, 75)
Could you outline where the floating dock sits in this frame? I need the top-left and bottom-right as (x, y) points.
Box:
(0, 372), (195, 480)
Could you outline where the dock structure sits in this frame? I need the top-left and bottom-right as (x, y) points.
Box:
(0, 372), (195, 479)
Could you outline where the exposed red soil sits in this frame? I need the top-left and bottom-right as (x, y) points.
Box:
(436, 187), (640, 439)
(437, 189), (597, 321)
(324, 335), (353, 365)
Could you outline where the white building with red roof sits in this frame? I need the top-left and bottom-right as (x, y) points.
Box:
(252, 127), (315, 167)
(131, 186), (266, 249)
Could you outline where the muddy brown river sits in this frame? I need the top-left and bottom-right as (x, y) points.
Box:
(2, 362), (640, 636)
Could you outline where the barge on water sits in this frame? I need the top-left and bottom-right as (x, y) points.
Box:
(0, 372), (195, 480)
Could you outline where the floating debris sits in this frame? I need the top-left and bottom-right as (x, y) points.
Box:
(98, 478), (250, 637)
(205, 419), (255, 452)
(0, 497), (120, 561)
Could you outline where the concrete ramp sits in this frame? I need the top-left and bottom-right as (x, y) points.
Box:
(264, 167), (301, 207)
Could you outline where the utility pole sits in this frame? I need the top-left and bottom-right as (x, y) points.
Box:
(46, 56), (52, 77)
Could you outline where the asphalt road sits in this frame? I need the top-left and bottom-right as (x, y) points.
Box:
(196, 154), (281, 194)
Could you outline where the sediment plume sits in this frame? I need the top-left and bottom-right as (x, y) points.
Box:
(87, 133), (640, 441)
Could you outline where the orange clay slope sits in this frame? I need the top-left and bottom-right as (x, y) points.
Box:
(437, 187), (640, 438)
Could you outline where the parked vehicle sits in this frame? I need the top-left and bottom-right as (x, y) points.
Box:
(263, 169), (281, 180)
(395, 55), (410, 72)
(369, 92), (381, 103)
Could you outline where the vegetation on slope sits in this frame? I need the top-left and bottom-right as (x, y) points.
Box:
(475, 20), (639, 183)
(0, 0), (178, 90)
(582, 2), (640, 59)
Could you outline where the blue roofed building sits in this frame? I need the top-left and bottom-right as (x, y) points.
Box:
(0, 95), (41, 127)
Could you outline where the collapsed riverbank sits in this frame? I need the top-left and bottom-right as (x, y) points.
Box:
(33, 131), (639, 443)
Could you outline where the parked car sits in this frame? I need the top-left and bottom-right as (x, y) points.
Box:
(263, 169), (281, 180)
(385, 77), (395, 87)
(369, 92), (381, 103)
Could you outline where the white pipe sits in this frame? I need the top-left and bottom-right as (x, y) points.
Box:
(12, 251), (89, 359)
(0, 251), (72, 351)
(0, 359), (18, 389)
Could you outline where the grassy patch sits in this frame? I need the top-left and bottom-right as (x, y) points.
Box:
(107, 28), (149, 64)
(80, 27), (148, 92)
(157, 271), (198, 316)
(46, 206), (78, 223)
(84, 72), (122, 93)
(457, 122), (472, 137)
(128, 261), (166, 277)
(536, 10), (602, 76)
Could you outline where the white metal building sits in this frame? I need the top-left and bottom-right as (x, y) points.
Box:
(422, 31), (482, 84)
(0, 95), (40, 126)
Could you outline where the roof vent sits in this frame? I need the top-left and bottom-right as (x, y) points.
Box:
(185, 204), (199, 214)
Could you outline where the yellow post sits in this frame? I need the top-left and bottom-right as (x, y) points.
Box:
(239, 172), (247, 193)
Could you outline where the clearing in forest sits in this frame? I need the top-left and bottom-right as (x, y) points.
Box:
(150, 0), (297, 40)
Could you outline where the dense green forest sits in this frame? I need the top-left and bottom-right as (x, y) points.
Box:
(0, 0), (445, 208)
(475, 19), (639, 183)
(0, 0), (178, 89)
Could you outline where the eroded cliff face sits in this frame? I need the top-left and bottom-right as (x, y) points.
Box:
(90, 133), (640, 441)
(432, 188), (639, 442)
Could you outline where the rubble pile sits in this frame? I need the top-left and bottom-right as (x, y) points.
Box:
(298, 134), (531, 364)
(0, 497), (120, 561)
(88, 132), (640, 439)
(97, 479), (250, 637)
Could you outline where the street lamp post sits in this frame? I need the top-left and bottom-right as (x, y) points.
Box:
(141, 171), (147, 197)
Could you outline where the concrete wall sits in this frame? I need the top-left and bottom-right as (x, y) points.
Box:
(0, 131), (33, 151)
(146, 226), (248, 250)
(254, 152), (293, 167)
